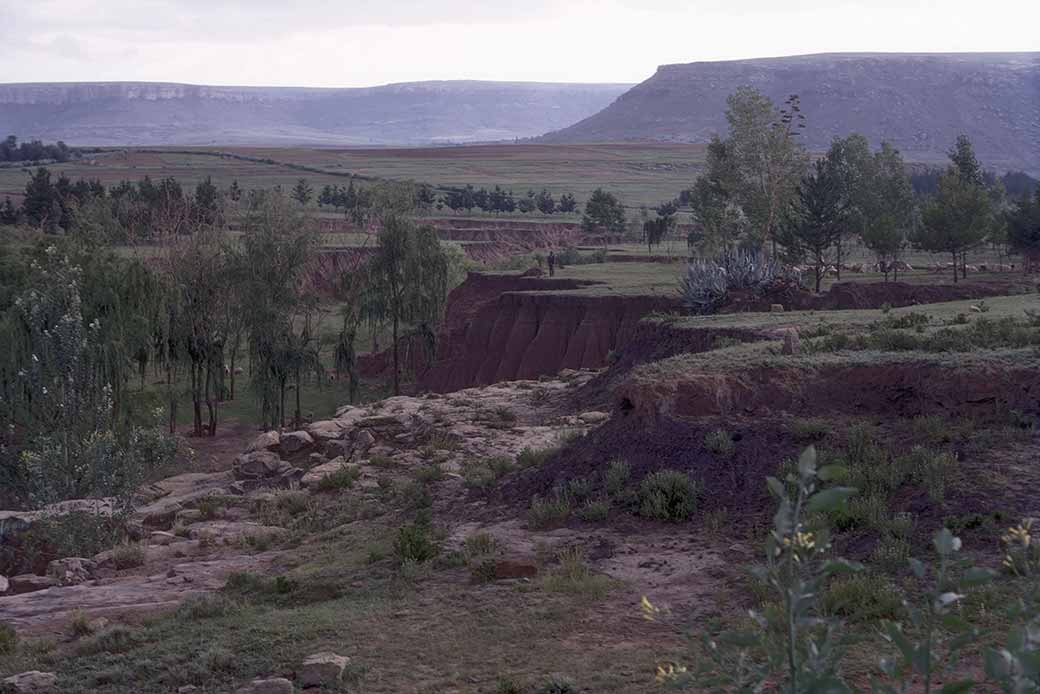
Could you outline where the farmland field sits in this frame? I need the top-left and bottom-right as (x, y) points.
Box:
(0, 143), (708, 210)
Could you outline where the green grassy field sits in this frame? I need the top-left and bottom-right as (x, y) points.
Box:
(0, 143), (708, 210)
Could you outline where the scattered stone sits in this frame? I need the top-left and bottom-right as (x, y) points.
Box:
(781, 329), (801, 356)
(305, 420), (345, 441)
(8, 574), (59, 595)
(177, 687), (200, 694)
(86, 617), (110, 633)
(247, 431), (281, 453)
(307, 452), (327, 467)
(0, 574), (8, 594)
(234, 451), (284, 480)
(133, 482), (169, 505)
(1, 671), (58, 692)
(175, 509), (204, 525)
(279, 431), (315, 456)
(235, 678), (294, 694)
(356, 415), (403, 430)
(334, 404), (356, 418)
(149, 531), (178, 546)
(300, 458), (354, 488)
(46, 558), (96, 586)
(770, 303), (785, 313)
(493, 560), (539, 580)
(578, 411), (609, 424)
(322, 439), (353, 460)
(299, 652), (350, 688)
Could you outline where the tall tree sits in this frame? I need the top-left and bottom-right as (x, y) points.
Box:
(912, 137), (994, 282)
(777, 157), (848, 292)
(362, 214), (450, 395)
(581, 188), (626, 234)
(23, 167), (57, 230)
(291, 178), (314, 207)
(859, 142), (916, 281)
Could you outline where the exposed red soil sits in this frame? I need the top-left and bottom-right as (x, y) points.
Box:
(616, 361), (1040, 424)
(418, 275), (682, 392)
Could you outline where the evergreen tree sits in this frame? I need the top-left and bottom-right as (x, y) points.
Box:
(581, 188), (626, 234)
(23, 167), (56, 230)
(777, 157), (848, 292)
(291, 178), (314, 206)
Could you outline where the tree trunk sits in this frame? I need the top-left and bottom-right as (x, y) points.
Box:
(835, 238), (843, 281)
(392, 314), (400, 396)
(191, 363), (203, 437)
(204, 361), (216, 437)
(294, 366), (302, 429)
(952, 252), (958, 283)
(815, 264), (823, 293)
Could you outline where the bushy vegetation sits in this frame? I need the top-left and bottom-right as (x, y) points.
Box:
(638, 470), (699, 522)
(680, 249), (795, 314)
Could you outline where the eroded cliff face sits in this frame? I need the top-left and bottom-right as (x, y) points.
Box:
(418, 273), (681, 392)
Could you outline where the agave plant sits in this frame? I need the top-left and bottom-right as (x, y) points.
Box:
(679, 248), (793, 314)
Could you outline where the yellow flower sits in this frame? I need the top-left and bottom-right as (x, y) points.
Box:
(641, 595), (661, 621)
(655, 662), (688, 683)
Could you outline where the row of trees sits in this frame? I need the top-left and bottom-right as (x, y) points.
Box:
(0, 135), (77, 164)
(438, 185), (578, 216)
(679, 87), (1032, 287)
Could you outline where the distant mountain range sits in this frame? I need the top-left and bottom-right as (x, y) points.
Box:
(540, 53), (1040, 172)
(0, 81), (632, 146)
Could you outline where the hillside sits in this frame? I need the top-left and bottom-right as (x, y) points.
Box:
(0, 81), (632, 146)
(540, 53), (1040, 172)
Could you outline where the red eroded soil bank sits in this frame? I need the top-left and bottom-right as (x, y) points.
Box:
(420, 273), (682, 392)
(616, 360), (1040, 424)
(728, 280), (1029, 312)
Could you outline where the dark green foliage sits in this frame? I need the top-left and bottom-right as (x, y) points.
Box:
(393, 523), (440, 564)
(821, 574), (904, 622)
(777, 154), (849, 292)
(313, 465), (361, 493)
(0, 621), (16, 656)
(638, 470), (699, 522)
(581, 188), (626, 233)
(680, 248), (794, 314)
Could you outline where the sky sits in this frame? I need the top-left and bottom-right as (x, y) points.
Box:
(1, 0), (1037, 87)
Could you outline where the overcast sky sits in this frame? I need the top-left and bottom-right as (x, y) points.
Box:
(2, 0), (1036, 87)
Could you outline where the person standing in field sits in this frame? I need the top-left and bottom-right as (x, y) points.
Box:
(547, 250), (556, 277)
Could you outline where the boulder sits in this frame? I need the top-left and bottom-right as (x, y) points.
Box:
(578, 411), (609, 424)
(234, 451), (284, 480)
(46, 557), (96, 586)
(305, 420), (344, 441)
(334, 404), (356, 418)
(493, 560), (540, 580)
(770, 303), (785, 313)
(8, 574), (59, 595)
(177, 687), (200, 694)
(0, 575), (8, 594)
(235, 678), (294, 694)
(279, 431), (315, 456)
(354, 429), (376, 452)
(148, 531), (178, 546)
(1, 671), (58, 692)
(300, 458), (354, 488)
(298, 652), (350, 688)
(781, 329), (801, 356)
(175, 509), (204, 525)
(247, 431), (281, 453)
(322, 439), (353, 460)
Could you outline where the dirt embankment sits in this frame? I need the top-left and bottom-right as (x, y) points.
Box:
(616, 359), (1040, 425)
(727, 280), (1028, 313)
(370, 271), (683, 392)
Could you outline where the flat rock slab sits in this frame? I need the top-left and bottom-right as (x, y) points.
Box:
(2, 670), (57, 692)
(299, 652), (349, 688)
(0, 552), (278, 634)
(235, 678), (294, 694)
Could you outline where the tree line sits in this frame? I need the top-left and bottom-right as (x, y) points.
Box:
(0, 135), (78, 164)
(665, 87), (1040, 288)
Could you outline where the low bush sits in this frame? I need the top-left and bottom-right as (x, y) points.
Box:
(576, 499), (610, 522)
(75, 625), (138, 656)
(821, 574), (904, 622)
(542, 547), (612, 600)
(528, 493), (571, 529)
(788, 418), (830, 442)
(464, 532), (498, 558)
(0, 621), (16, 656)
(638, 470), (699, 522)
(176, 593), (238, 620)
(393, 523), (440, 564)
(314, 465), (360, 492)
(871, 537), (912, 573)
(899, 446), (956, 504)
(704, 429), (735, 458)
(517, 446), (556, 469)
(462, 456), (515, 489)
(565, 476), (595, 503)
(111, 542), (146, 570)
(603, 459), (631, 496)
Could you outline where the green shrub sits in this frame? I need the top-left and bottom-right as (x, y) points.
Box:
(830, 494), (890, 532)
(638, 470), (699, 522)
(368, 454), (396, 469)
(528, 493), (571, 529)
(393, 523), (440, 564)
(566, 476), (595, 502)
(910, 415), (955, 444)
(788, 418), (829, 442)
(576, 499), (610, 522)
(111, 542), (146, 570)
(462, 456), (515, 489)
(0, 513), (132, 578)
(415, 464), (446, 484)
(0, 621), (16, 656)
(821, 574), (903, 622)
(603, 459), (631, 496)
(704, 429), (735, 458)
(871, 537), (912, 573)
(899, 446), (956, 504)
(517, 446), (556, 469)
(76, 625), (138, 656)
(542, 547), (612, 600)
(314, 465), (360, 492)
(535, 676), (578, 694)
(464, 532), (498, 558)
(176, 594), (238, 620)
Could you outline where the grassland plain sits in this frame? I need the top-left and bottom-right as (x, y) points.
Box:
(0, 143), (709, 209)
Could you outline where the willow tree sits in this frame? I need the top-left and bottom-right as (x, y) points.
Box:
(363, 214), (450, 395)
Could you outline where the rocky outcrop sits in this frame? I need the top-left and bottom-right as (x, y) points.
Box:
(299, 652), (350, 688)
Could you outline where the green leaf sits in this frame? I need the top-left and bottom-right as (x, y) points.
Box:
(938, 679), (975, 694)
(959, 566), (996, 588)
(908, 558), (926, 579)
(798, 445), (818, 478)
(934, 527), (962, 556)
(817, 464), (848, 482)
(821, 558), (865, 576)
(882, 621), (916, 663)
(766, 476), (785, 499)
(806, 486), (858, 513)
(983, 649), (1011, 679)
